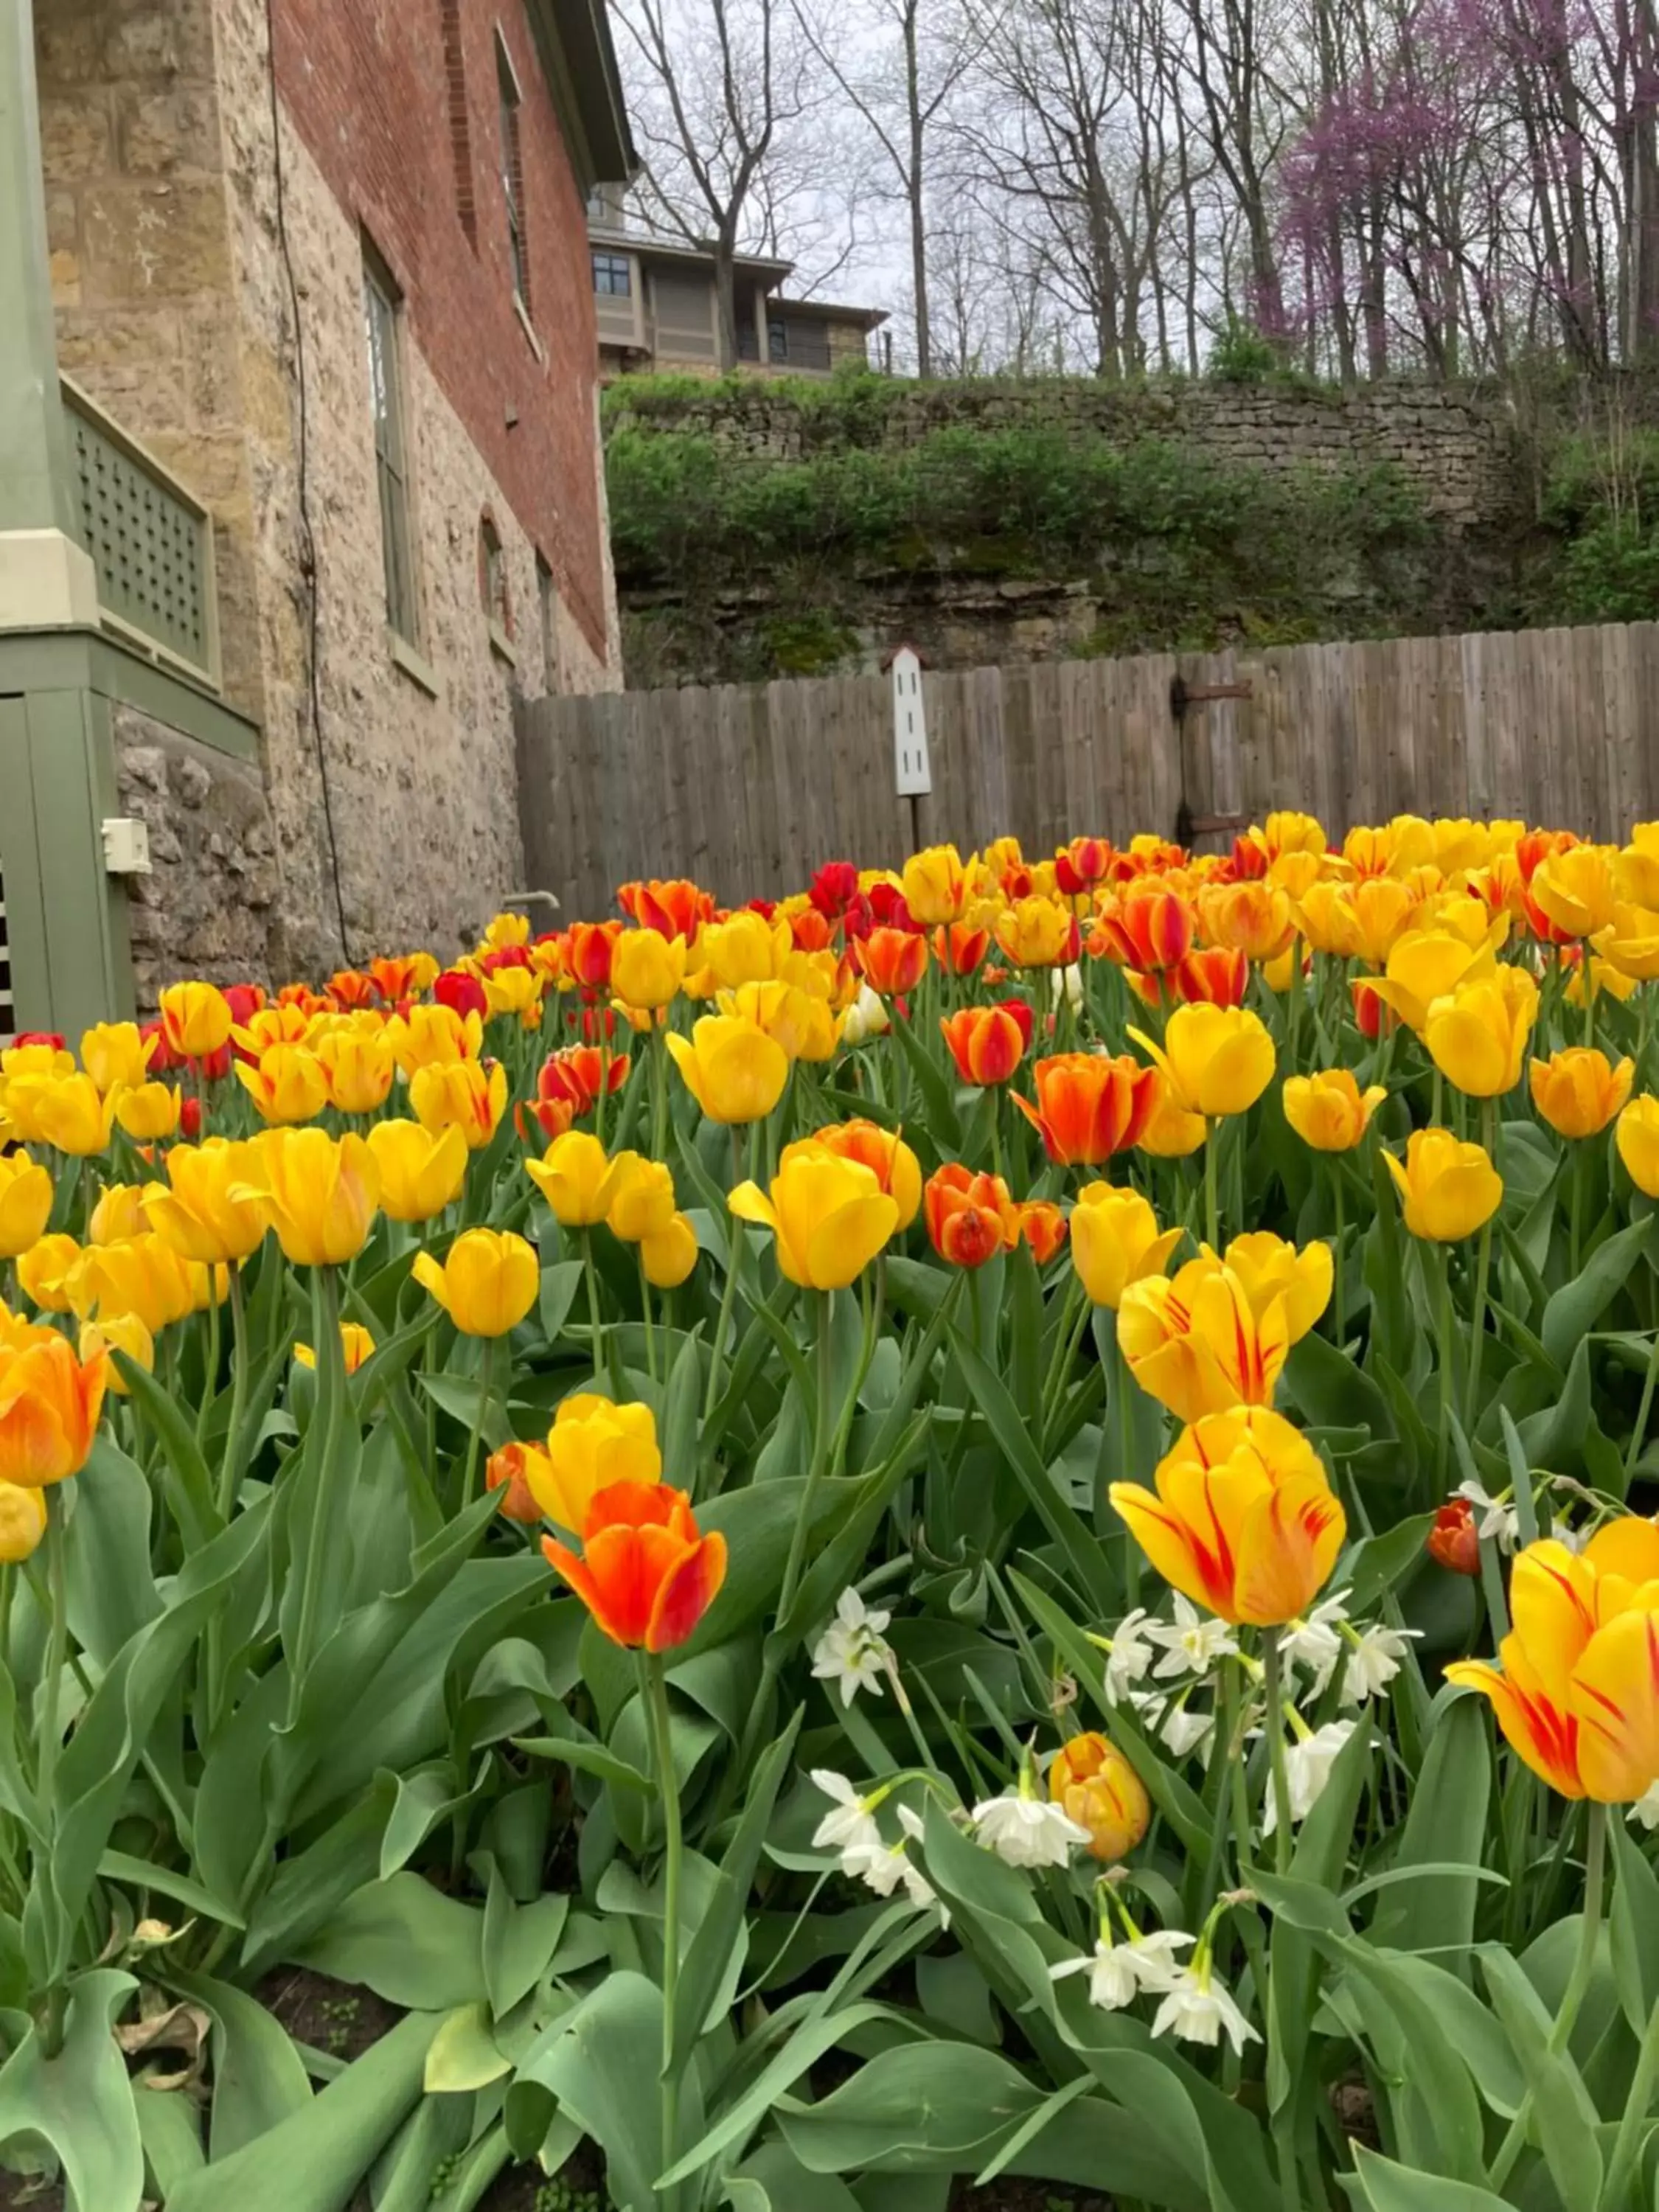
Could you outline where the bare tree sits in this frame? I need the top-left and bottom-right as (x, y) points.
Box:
(613, 0), (817, 367)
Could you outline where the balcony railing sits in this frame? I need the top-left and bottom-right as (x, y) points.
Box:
(61, 375), (220, 690)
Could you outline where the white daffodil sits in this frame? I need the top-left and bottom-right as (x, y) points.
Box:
(1281, 1593), (1349, 1695)
(844, 1834), (909, 1898)
(1051, 1938), (1139, 2011)
(1455, 1479), (1520, 1551)
(972, 1790), (1091, 1869)
(1051, 963), (1084, 1012)
(1630, 1780), (1659, 1832)
(810, 1770), (881, 1859)
(1339, 1621), (1421, 1705)
(1103, 1607), (1155, 1703)
(810, 1587), (897, 1708)
(1147, 1595), (1239, 1680)
(894, 1804), (949, 1924)
(1158, 1703), (1215, 1760)
(841, 984), (890, 1045)
(1152, 1961), (1259, 2054)
(1121, 1927), (1196, 1993)
(1262, 1719), (1357, 1834)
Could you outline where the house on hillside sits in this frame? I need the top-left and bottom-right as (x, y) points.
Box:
(2, 0), (633, 1035)
(588, 201), (887, 378)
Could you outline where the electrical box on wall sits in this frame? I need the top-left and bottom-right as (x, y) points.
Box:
(101, 818), (151, 877)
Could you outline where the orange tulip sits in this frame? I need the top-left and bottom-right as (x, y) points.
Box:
(543, 1480), (726, 1652)
(1528, 1048), (1635, 1139)
(923, 1164), (1020, 1269)
(1048, 1731), (1150, 1862)
(618, 879), (714, 942)
(1197, 881), (1294, 964)
(1015, 1052), (1161, 1166)
(1169, 947), (1249, 1007)
(933, 921), (990, 976)
(1109, 1405), (1346, 1626)
(1447, 1523), (1659, 1801)
(940, 1005), (1026, 1086)
(487, 1441), (549, 1525)
(855, 928), (928, 996)
(0, 1332), (108, 1487)
(1091, 888), (1192, 972)
(1018, 1200), (1068, 1265)
(800, 1119), (923, 1229)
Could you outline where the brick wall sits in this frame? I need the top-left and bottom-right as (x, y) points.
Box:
(268, 0), (610, 661)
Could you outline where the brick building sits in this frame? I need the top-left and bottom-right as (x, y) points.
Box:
(0, 0), (631, 1032)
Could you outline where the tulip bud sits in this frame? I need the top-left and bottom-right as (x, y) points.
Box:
(1048, 1731), (1150, 1862)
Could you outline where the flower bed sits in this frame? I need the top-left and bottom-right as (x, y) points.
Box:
(1, 815), (1658, 2212)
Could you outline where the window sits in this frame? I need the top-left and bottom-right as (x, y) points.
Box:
(496, 36), (529, 309)
(591, 251), (630, 297)
(362, 243), (419, 644)
(537, 555), (559, 688)
(480, 513), (511, 639)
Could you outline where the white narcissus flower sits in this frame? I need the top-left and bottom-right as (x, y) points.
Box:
(1051, 1939), (1138, 2011)
(1630, 1780), (1659, 1832)
(895, 1804), (949, 1924)
(1147, 1595), (1239, 1680)
(810, 1587), (896, 1708)
(1157, 1703), (1215, 1761)
(1151, 1962), (1259, 2054)
(1122, 1928), (1196, 1992)
(1280, 1593), (1349, 1695)
(1339, 1621), (1421, 1705)
(972, 1791), (1091, 1869)
(1455, 1478), (1520, 1551)
(1051, 963), (1084, 1012)
(1262, 1719), (1357, 1834)
(810, 1770), (881, 1859)
(841, 984), (890, 1045)
(1104, 1608), (1155, 1703)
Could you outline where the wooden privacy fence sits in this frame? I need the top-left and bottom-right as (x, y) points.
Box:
(516, 619), (1659, 914)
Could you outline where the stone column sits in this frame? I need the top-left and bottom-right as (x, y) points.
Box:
(0, 0), (98, 628)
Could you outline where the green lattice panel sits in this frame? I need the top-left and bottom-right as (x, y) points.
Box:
(69, 408), (210, 673)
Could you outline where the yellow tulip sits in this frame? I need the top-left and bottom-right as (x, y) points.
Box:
(294, 1321), (377, 1374)
(0, 1481), (46, 1561)
(1617, 1096), (1659, 1198)
(793, 1121), (924, 1229)
(142, 1138), (269, 1265)
(667, 1015), (790, 1125)
(607, 1155), (678, 1243)
(1110, 1405), (1345, 1625)
(1118, 1254), (1288, 1422)
(158, 981), (233, 1060)
(1136, 1091), (1208, 1158)
(1423, 965), (1539, 1097)
(1282, 1069), (1386, 1152)
(641, 1212), (700, 1287)
(88, 1183), (146, 1247)
(80, 1021), (156, 1094)
(611, 929), (688, 1011)
(79, 1312), (155, 1392)
(75, 1234), (201, 1333)
(0, 1154), (52, 1260)
(719, 979), (843, 1062)
(0, 1332), (107, 1487)
(1069, 1184), (1182, 1310)
(410, 1058), (508, 1150)
(1533, 844), (1620, 939)
(729, 1144), (899, 1289)
(1259, 810), (1326, 859)
(16, 1236), (83, 1314)
(1382, 1127), (1502, 1240)
(1617, 827), (1659, 911)
(1197, 881), (1294, 963)
(526, 1131), (624, 1227)
(115, 1082), (183, 1142)
(697, 911), (792, 990)
(483, 965), (543, 1024)
(234, 1044), (329, 1126)
(232, 1127), (380, 1266)
(522, 1393), (662, 1531)
(1048, 1731), (1151, 1863)
(364, 1119), (468, 1223)
(1130, 1004), (1276, 1121)
(1592, 903), (1659, 983)
(413, 1228), (540, 1337)
(994, 897), (1074, 968)
(1217, 1231), (1333, 1343)
(314, 1028), (396, 1114)
(1367, 925), (1498, 1033)
(16, 1074), (120, 1158)
(901, 844), (970, 925)
(1529, 1048), (1634, 1140)
(386, 1003), (483, 1076)
(1447, 1523), (1659, 1800)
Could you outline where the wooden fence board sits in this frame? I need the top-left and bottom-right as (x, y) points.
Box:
(515, 618), (1659, 908)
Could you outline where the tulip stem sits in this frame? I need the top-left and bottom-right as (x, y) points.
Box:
(1203, 1125), (1220, 1251)
(461, 1339), (495, 1512)
(1332, 1168), (1346, 1349)
(650, 1021), (670, 1164)
(778, 1290), (834, 1627)
(205, 1266), (252, 1739)
(638, 1250), (658, 1387)
(643, 1652), (683, 2202)
(1262, 1629), (1293, 1874)
(1433, 1243), (1458, 1489)
(36, 1491), (68, 2058)
(703, 1129), (746, 1425)
(1489, 1802), (1605, 2191)
(1604, 1985), (1659, 2212)
(289, 1267), (345, 1722)
(1465, 1103), (1496, 1432)
(1626, 1323), (1659, 1480)
(196, 1270), (222, 1450)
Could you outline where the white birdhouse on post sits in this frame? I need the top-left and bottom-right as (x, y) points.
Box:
(886, 641), (931, 796)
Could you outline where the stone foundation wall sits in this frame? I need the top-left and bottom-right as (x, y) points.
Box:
(114, 709), (279, 1009)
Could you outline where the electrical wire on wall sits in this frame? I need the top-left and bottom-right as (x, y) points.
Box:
(264, 0), (352, 969)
